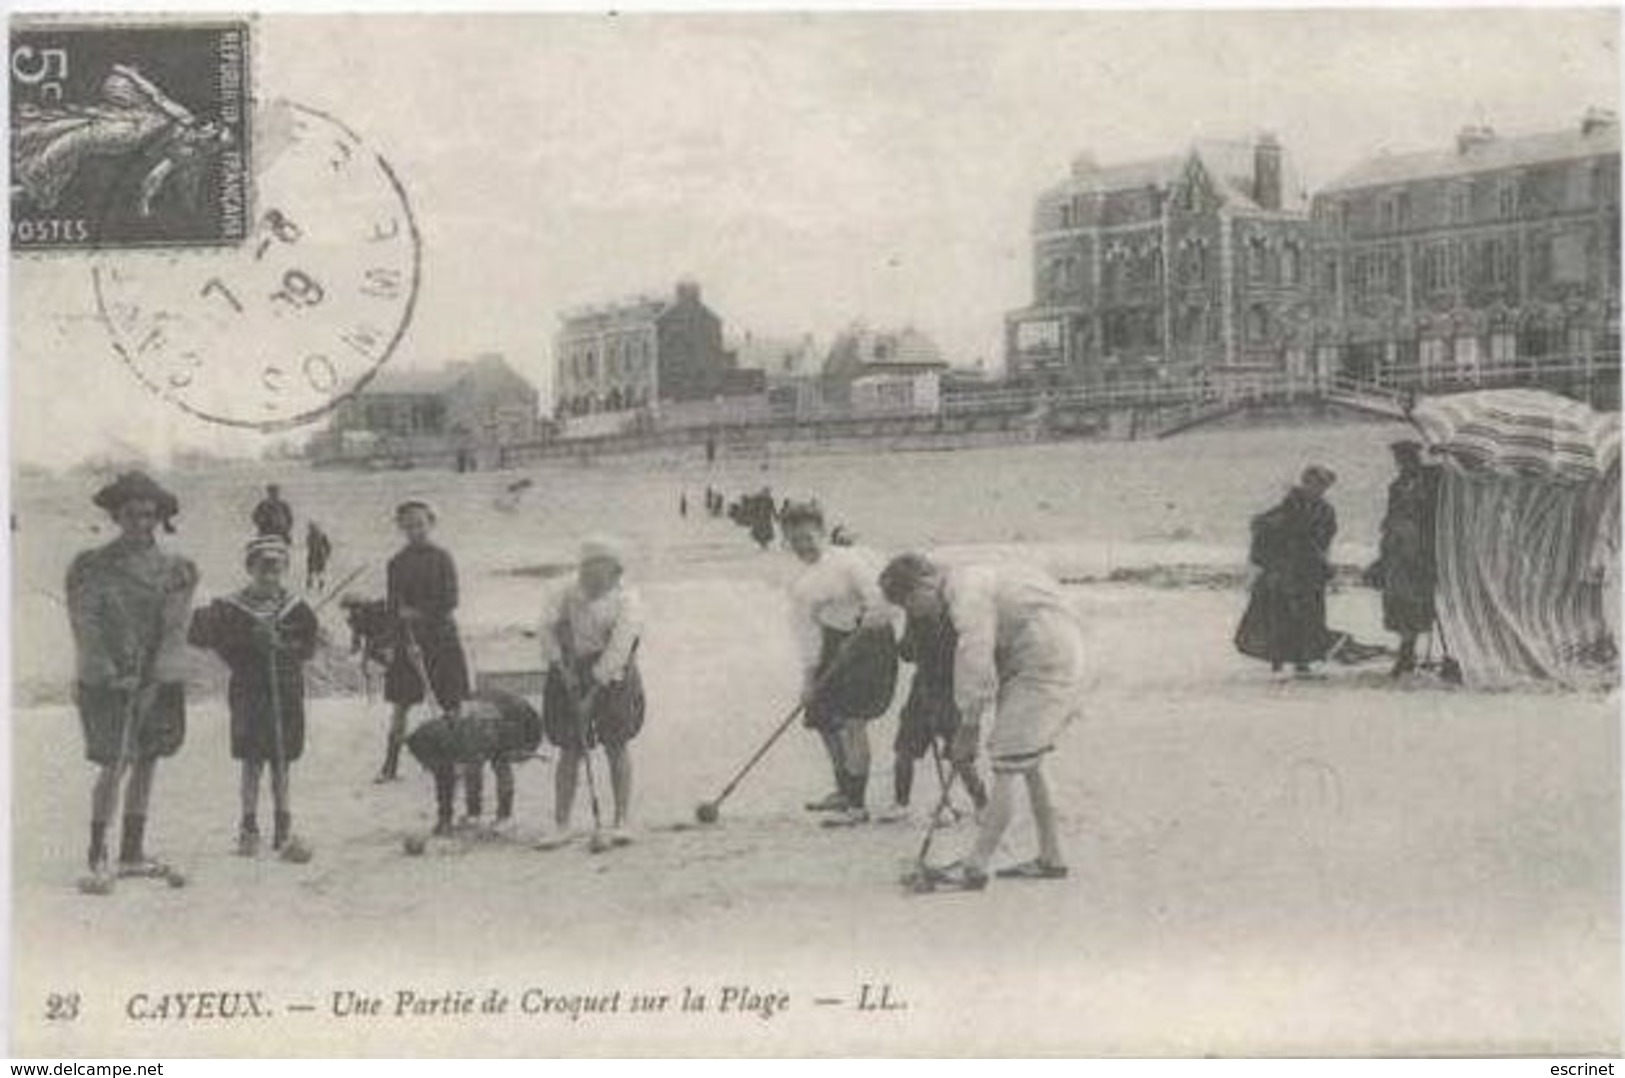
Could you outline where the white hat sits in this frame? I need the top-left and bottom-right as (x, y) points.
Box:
(245, 534), (291, 566)
(579, 535), (626, 567)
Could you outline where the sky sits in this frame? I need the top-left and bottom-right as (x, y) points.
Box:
(9, 7), (1620, 468)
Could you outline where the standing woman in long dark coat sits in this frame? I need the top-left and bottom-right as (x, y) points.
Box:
(1371, 441), (1442, 676)
(1235, 465), (1340, 676)
(188, 535), (319, 856)
(376, 499), (470, 785)
(66, 472), (198, 889)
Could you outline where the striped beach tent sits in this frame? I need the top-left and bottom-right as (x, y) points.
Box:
(1413, 390), (1620, 689)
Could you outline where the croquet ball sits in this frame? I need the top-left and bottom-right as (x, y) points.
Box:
(695, 802), (719, 825)
(164, 869), (188, 889)
(403, 835), (426, 857)
(280, 838), (314, 864)
(78, 875), (115, 896)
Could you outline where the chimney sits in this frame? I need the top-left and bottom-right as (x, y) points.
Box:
(675, 279), (701, 305)
(1456, 124), (1496, 155)
(1070, 152), (1099, 179)
(1582, 107), (1618, 137)
(1254, 132), (1282, 211)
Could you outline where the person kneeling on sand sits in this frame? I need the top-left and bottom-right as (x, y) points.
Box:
(879, 553), (1086, 891)
(535, 538), (646, 850)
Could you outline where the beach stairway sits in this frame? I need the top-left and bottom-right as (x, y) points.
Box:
(1322, 376), (1411, 421)
(1150, 398), (1250, 439)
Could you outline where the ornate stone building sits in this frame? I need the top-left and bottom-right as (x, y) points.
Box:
(554, 280), (756, 418)
(1006, 136), (1313, 389)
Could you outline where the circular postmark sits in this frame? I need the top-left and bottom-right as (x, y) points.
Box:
(91, 99), (421, 431)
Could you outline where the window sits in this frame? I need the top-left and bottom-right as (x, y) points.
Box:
(1396, 192), (1412, 229)
(1591, 161), (1617, 206)
(1016, 320), (1062, 353)
(1569, 163), (1592, 209)
(1566, 325), (1593, 366)
(1323, 258), (1340, 298)
(1551, 231), (1588, 285)
(1246, 305), (1269, 342)
(1453, 336), (1481, 378)
(1483, 237), (1513, 286)
(1490, 331), (1516, 367)
(1421, 242), (1459, 293)
(1248, 237), (1268, 282)
(1059, 204), (1073, 229)
(1450, 185), (1470, 224)
(1281, 243), (1301, 286)
(1498, 179), (1519, 219)
(1420, 338), (1447, 381)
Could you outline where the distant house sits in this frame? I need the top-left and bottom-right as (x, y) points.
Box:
(823, 325), (948, 413)
(315, 354), (540, 467)
(554, 280), (761, 420)
(733, 331), (824, 419)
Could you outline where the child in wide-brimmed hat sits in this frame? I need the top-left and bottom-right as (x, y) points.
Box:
(66, 471), (197, 891)
(188, 535), (319, 859)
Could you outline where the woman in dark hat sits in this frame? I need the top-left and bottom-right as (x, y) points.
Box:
(1235, 465), (1341, 677)
(66, 471), (198, 890)
(1369, 440), (1442, 676)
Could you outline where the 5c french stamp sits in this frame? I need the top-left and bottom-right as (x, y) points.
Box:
(10, 19), (250, 250)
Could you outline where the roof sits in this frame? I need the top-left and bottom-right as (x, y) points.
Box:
(359, 366), (468, 396)
(1323, 124), (1622, 194)
(1189, 138), (1309, 214)
(356, 355), (525, 398)
(1036, 137), (1309, 224)
(730, 334), (820, 374)
(824, 326), (948, 379)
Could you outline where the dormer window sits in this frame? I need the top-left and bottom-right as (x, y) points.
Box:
(1498, 179), (1519, 219)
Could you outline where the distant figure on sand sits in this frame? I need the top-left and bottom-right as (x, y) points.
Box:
(679, 492), (688, 519)
(188, 536), (318, 859)
(880, 553), (1085, 891)
(1235, 465), (1342, 677)
(251, 484), (294, 542)
(66, 472), (198, 892)
(783, 501), (898, 827)
(749, 487), (776, 549)
(1367, 442), (1442, 677)
(535, 538), (646, 850)
(304, 521), (332, 594)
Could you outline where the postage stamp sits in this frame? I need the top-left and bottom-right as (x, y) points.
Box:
(91, 98), (422, 431)
(9, 19), (251, 251)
